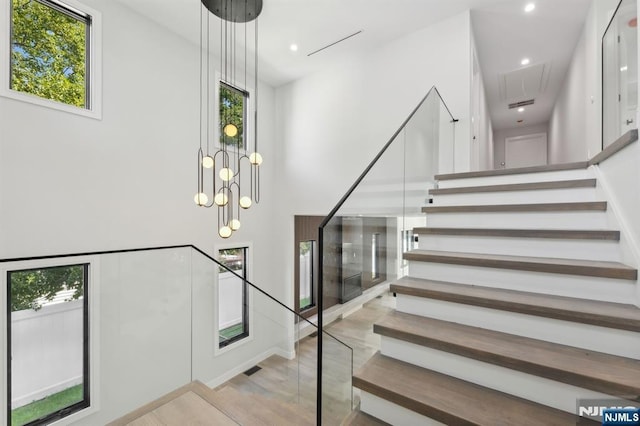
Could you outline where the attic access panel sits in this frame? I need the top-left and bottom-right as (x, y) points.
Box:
(498, 62), (551, 102)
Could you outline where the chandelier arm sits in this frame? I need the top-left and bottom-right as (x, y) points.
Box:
(199, 3), (203, 153)
(254, 5), (258, 156)
(197, 148), (203, 195)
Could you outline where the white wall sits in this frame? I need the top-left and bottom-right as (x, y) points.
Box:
(0, 0), (277, 270)
(548, 0), (621, 162)
(0, 0), (289, 423)
(592, 141), (640, 306)
(275, 11), (472, 216)
(493, 123), (549, 169)
(549, 27), (588, 163)
(273, 11), (473, 320)
(470, 22), (494, 171)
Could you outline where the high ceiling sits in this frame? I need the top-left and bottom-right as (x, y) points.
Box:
(115, 0), (593, 130)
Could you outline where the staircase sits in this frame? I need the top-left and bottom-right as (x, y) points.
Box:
(353, 163), (640, 425)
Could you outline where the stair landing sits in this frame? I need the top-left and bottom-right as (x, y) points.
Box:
(107, 381), (315, 426)
(107, 381), (238, 426)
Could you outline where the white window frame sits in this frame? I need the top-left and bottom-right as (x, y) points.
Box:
(213, 241), (254, 356)
(0, 0), (103, 120)
(0, 255), (101, 426)
(213, 71), (255, 153)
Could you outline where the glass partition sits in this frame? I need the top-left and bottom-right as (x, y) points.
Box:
(318, 86), (456, 424)
(603, 0), (638, 148)
(1, 245), (351, 424)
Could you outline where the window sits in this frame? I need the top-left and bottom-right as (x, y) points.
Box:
(371, 233), (380, 280)
(7, 264), (89, 426)
(1, 0), (101, 117)
(299, 241), (315, 311)
(219, 82), (247, 149)
(218, 247), (249, 348)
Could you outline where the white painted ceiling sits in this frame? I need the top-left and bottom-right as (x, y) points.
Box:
(115, 0), (592, 130)
(472, 0), (591, 129)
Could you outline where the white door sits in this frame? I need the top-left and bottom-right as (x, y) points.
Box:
(505, 133), (547, 168)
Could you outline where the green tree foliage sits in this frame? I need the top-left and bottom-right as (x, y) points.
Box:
(220, 84), (245, 148)
(11, 0), (87, 107)
(10, 265), (84, 312)
(300, 241), (312, 256)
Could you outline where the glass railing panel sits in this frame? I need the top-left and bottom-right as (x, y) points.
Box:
(321, 331), (353, 425)
(189, 247), (322, 421)
(100, 247), (195, 414)
(319, 87), (455, 424)
(603, 0), (638, 148)
(3, 245), (325, 424)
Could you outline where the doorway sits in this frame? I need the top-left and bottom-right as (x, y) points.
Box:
(505, 132), (547, 168)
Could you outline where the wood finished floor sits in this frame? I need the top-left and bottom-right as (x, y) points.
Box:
(217, 292), (395, 425)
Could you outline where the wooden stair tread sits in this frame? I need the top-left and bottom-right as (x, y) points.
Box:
(429, 178), (596, 195)
(422, 201), (607, 213)
(353, 353), (594, 426)
(375, 312), (640, 397)
(212, 385), (315, 426)
(391, 277), (640, 332)
(412, 227), (620, 240)
(403, 249), (638, 280)
(435, 161), (589, 181)
(108, 381), (239, 426)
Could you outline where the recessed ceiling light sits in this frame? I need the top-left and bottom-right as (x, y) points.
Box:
(521, 58), (530, 65)
(621, 66), (628, 71)
(290, 44), (298, 52)
(524, 3), (535, 13)
(518, 107), (525, 112)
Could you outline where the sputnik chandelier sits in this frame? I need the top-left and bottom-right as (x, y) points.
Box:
(195, 0), (263, 238)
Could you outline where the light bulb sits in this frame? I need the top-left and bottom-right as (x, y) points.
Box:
(219, 226), (232, 238)
(239, 196), (252, 209)
(223, 124), (238, 137)
(219, 168), (234, 181)
(202, 156), (214, 169)
(230, 219), (241, 231)
(194, 193), (208, 206)
(249, 152), (263, 165)
(214, 193), (228, 206)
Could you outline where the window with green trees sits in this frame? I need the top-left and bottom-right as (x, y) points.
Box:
(10, 0), (91, 108)
(219, 82), (247, 149)
(7, 263), (89, 426)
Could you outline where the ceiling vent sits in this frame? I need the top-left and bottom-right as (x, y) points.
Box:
(307, 30), (363, 57)
(508, 99), (535, 109)
(498, 62), (551, 102)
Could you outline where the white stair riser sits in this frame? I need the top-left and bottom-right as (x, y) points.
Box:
(426, 211), (609, 230)
(416, 235), (621, 262)
(431, 187), (597, 206)
(359, 391), (446, 426)
(407, 262), (637, 304)
(395, 295), (640, 359)
(380, 337), (612, 414)
(437, 169), (594, 189)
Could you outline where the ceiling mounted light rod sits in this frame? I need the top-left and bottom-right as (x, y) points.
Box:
(195, 0), (263, 239)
